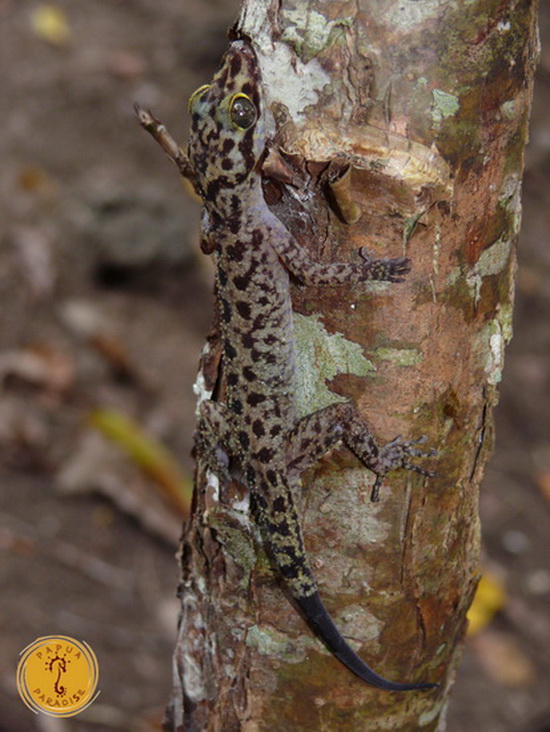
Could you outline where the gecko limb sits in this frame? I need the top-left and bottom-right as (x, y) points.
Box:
(270, 223), (412, 286)
(255, 475), (438, 692)
(254, 466), (437, 691)
(140, 39), (438, 692)
(358, 247), (411, 282)
(287, 403), (434, 501)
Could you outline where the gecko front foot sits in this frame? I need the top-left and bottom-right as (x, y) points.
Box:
(358, 247), (412, 282)
(371, 436), (436, 502)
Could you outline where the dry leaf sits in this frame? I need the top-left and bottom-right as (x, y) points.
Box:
(108, 50), (146, 79)
(535, 469), (550, 502)
(57, 431), (181, 546)
(471, 629), (536, 687)
(0, 395), (48, 448)
(0, 346), (74, 394)
(30, 5), (71, 46)
(90, 334), (136, 380)
(467, 571), (507, 636)
(18, 166), (58, 200)
(1, 512), (133, 589)
(13, 226), (56, 297)
(89, 408), (193, 517)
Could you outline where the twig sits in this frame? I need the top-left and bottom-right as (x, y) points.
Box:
(134, 104), (195, 183)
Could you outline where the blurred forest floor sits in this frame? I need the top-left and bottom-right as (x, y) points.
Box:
(1, 2), (549, 730)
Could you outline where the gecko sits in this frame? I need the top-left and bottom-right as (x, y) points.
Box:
(136, 37), (437, 692)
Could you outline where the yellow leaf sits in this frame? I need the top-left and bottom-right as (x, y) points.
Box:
(467, 572), (507, 636)
(30, 5), (71, 46)
(89, 408), (193, 517)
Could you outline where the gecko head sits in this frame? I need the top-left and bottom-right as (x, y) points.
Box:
(187, 40), (265, 209)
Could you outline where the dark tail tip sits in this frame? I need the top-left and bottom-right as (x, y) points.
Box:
(295, 592), (438, 692)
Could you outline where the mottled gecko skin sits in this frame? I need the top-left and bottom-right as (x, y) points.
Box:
(139, 39), (436, 691)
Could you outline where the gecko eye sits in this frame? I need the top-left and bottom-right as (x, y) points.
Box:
(229, 93), (257, 130)
(188, 84), (212, 112)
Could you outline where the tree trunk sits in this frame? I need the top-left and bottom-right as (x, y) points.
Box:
(165, 1), (539, 729)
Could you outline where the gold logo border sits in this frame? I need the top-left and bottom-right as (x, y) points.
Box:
(17, 635), (100, 718)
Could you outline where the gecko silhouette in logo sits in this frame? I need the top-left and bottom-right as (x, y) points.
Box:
(47, 654), (68, 697)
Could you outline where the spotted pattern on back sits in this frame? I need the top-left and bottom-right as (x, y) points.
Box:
(180, 39), (437, 691)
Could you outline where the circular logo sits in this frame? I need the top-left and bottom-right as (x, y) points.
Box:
(16, 636), (99, 717)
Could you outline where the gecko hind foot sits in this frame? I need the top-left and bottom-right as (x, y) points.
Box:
(371, 435), (436, 502)
(358, 247), (412, 282)
(379, 435), (437, 466)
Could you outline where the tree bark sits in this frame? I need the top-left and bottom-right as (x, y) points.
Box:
(165, 1), (539, 729)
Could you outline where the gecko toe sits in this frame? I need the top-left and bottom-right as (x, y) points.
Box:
(403, 462), (435, 478)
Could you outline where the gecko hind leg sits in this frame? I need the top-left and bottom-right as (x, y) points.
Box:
(283, 402), (438, 690)
(286, 402), (434, 501)
(195, 400), (233, 480)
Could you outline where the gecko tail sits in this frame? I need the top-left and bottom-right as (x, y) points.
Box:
(258, 476), (436, 691)
(294, 592), (438, 692)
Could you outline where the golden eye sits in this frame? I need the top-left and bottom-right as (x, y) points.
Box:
(229, 93), (257, 130)
(188, 84), (211, 112)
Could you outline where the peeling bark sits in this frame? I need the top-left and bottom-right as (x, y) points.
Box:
(165, 1), (539, 729)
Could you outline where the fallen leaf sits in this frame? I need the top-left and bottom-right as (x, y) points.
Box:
(0, 395), (48, 449)
(535, 469), (550, 502)
(57, 431), (181, 546)
(0, 512), (133, 589)
(30, 4), (71, 46)
(89, 334), (136, 381)
(60, 299), (107, 339)
(60, 300), (143, 381)
(524, 568), (550, 596)
(89, 408), (192, 517)
(0, 346), (73, 394)
(471, 629), (536, 687)
(467, 571), (507, 636)
(13, 226), (56, 297)
(108, 50), (146, 79)
(18, 166), (58, 200)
